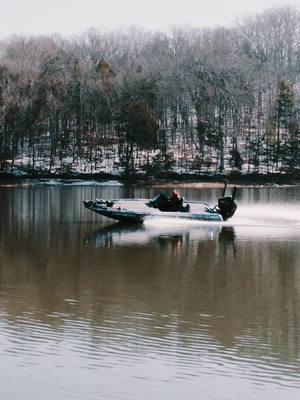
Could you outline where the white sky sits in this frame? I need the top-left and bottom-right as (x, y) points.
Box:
(0, 0), (298, 38)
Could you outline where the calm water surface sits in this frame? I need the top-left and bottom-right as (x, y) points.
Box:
(0, 182), (300, 400)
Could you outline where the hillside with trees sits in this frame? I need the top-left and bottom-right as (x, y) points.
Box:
(0, 6), (300, 179)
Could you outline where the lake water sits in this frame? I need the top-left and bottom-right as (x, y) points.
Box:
(0, 181), (299, 400)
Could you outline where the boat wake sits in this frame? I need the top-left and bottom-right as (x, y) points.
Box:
(231, 204), (300, 228)
(142, 203), (300, 229)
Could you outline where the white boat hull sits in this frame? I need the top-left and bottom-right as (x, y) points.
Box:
(84, 199), (223, 223)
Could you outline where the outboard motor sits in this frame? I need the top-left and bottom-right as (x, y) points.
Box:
(217, 184), (237, 221)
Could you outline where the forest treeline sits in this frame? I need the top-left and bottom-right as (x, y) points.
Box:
(0, 6), (300, 177)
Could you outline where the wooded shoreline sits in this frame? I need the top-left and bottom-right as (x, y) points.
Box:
(1, 170), (300, 187)
(1, 6), (300, 180)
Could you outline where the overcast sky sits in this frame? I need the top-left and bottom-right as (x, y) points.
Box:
(0, 0), (298, 38)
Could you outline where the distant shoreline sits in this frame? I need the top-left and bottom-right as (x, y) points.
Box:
(1, 170), (300, 188)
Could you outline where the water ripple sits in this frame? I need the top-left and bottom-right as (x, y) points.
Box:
(0, 308), (299, 399)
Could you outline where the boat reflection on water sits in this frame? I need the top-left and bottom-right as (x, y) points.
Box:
(84, 221), (236, 251)
(218, 225), (236, 256)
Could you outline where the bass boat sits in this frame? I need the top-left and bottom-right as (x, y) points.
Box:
(83, 182), (237, 223)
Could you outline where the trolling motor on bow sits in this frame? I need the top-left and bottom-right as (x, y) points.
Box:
(217, 181), (237, 221)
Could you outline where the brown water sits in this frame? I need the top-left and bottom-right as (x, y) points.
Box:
(0, 182), (300, 400)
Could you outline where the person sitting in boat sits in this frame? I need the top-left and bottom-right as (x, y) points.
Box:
(170, 191), (184, 211)
(147, 191), (188, 212)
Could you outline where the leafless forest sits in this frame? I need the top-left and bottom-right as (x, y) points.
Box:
(1, 6), (300, 177)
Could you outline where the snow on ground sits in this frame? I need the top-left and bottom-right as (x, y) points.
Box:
(37, 179), (124, 187)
